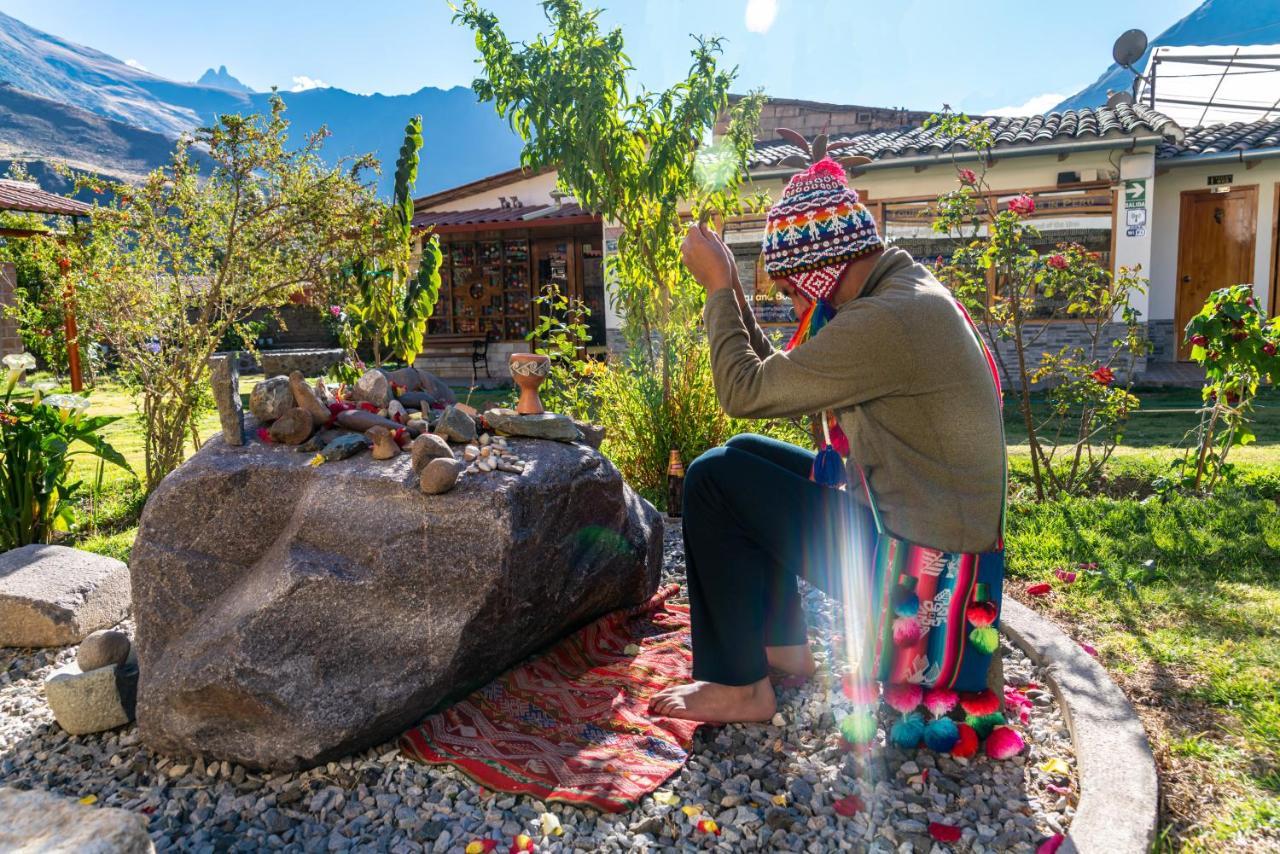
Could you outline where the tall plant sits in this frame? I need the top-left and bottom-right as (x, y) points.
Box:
(455, 0), (764, 403)
(74, 95), (384, 490)
(929, 111), (1148, 499)
(1163, 285), (1280, 493)
(1, 353), (127, 550)
(341, 116), (443, 368)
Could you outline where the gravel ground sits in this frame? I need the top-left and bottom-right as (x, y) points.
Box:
(1, 526), (1076, 852)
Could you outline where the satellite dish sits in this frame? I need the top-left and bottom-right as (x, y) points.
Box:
(1106, 90), (1135, 108)
(1112, 29), (1148, 68)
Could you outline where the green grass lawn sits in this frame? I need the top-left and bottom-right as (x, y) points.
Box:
(13, 378), (1278, 848)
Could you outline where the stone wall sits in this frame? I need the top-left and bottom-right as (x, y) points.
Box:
(1146, 319), (1178, 364)
(980, 322), (1149, 388)
(0, 263), (19, 356)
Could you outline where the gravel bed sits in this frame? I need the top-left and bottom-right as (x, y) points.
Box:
(1, 526), (1075, 852)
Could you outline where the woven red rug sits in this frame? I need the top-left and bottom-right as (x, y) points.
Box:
(399, 585), (700, 813)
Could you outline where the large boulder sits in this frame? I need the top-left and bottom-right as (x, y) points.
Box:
(0, 787), (154, 853)
(0, 545), (130, 647)
(129, 429), (662, 771)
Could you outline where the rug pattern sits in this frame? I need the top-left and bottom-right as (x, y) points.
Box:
(399, 585), (699, 813)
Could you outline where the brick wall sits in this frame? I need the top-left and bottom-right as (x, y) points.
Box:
(0, 263), (20, 356)
(1146, 319), (1178, 364)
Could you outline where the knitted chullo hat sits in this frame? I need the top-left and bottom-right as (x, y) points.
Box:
(762, 157), (883, 303)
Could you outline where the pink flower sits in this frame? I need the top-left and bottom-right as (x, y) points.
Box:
(1264, 342), (1277, 357)
(958, 168), (977, 185)
(330, 305), (342, 317)
(1054, 567), (1077, 584)
(1080, 642), (1098, 657)
(1046, 254), (1068, 271)
(1008, 194), (1035, 217)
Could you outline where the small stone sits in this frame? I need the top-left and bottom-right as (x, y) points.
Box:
(268, 408), (314, 445)
(354, 370), (392, 408)
(411, 434), (454, 472)
(290, 371), (333, 427)
(388, 399), (407, 423)
(478, 456), (496, 472)
(483, 409), (583, 443)
(478, 433), (490, 446)
(249, 376), (294, 422)
(44, 660), (136, 735)
(419, 457), (464, 495)
(433, 405), (477, 444)
(208, 354), (244, 446)
(463, 445), (479, 462)
(574, 420), (606, 450)
(77, 629), (131, 671)
(320, 433), (367, 462)
(466, 464), (480, 474)
(366, 426), (401, 460)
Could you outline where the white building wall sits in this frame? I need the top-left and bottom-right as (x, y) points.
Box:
(1150, 158), (1280, 319)
(417, 170), (563, 212)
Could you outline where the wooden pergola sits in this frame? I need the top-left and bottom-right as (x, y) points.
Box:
(0, 179), (92, 390)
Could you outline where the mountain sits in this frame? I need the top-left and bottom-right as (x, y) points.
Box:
(1056, 0), (1280, 110)
(197, 65), (253, 94)
(0, 83), (210, 189)
(0, 10), (524, 197)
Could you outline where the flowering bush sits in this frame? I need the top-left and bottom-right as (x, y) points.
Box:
(1160, 285), (1280, 493)
(1, 353), (128, 550)
(926, 110), (1149, 498)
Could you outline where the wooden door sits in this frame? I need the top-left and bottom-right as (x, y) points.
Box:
(1176, 186), (1257, 359)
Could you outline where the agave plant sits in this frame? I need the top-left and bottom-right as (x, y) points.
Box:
(1, 354), (129, 550)
(772, 127), (873, 171)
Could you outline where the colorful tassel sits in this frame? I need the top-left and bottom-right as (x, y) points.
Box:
(966, 711), (1006, 739)
(889, 712), (925, 749)
(923, 716), (960, 752)
(811, 445), (847, 488)
(839, 710), (877, 745)
(923, 688), (958, 717)
(892, 617), (921, 647)
(985, 725), (1026, 760)
(893, 593), (919, 618)
(950, 723), (979, 758)
(840, 676), (877, 705)
(966, 600), (997, 628)
(883, 683), (923, 714)
(959, 688), (1000, 716)
(968, 625), (1000, 654)
(786, 298), (850, 457)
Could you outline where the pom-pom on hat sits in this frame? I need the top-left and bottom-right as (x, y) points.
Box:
(762, 156), (884, 303)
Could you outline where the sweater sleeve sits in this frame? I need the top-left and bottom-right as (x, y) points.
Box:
(735, 287), (776, 361)
(703, 287), (911, 419)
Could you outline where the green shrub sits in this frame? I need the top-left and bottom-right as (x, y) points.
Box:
(1, 354), (129, 550)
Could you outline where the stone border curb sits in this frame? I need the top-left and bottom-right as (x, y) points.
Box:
(1000, 598), (1159, 854)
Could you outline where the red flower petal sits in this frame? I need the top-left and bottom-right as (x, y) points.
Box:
(928, 822), (963, 843)
(1080, 642), (1098, 657)
(833, 795), (864, 816)
(256, 427), (273, 444)
(1026, 582), (1052, 597)
(1037, 833), (1065, 854)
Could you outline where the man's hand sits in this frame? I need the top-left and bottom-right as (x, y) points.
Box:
(681, 222), (735, 295)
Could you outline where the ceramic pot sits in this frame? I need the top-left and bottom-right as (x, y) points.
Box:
(509, 353), (552, 415)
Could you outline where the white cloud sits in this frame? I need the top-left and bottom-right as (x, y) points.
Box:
(985, 92), (1070, 117)
(744, 0), (778, 34)
(289, 75), (330, 92)
(124, 58), (148, 71)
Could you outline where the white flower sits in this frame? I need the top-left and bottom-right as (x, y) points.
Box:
(32, 379), (58, 393)
(42, 394), (90, 412)
(2, 353), (37, 371)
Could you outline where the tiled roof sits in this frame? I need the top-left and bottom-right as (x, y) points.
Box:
(412, 202), (596, 231)
(747, 105), (1180, 170)
(0, 179), (91, 217)
(1157, 118), (1280, 159)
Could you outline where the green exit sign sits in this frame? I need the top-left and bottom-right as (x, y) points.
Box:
(1207, 174), (1234, 186)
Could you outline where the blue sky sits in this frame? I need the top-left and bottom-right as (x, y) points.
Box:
(0, 0), (1202, 113)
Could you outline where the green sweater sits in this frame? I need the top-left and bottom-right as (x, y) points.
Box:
(703, 247), (1005, 554)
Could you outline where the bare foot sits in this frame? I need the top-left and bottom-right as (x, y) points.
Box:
(766, 644), (816, 679)
(649, 677), (776, 723)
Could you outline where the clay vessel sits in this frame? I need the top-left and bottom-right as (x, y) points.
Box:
(509, 353), (552, 415)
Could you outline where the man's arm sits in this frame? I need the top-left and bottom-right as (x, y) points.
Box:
(703, 288), (911, 419)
